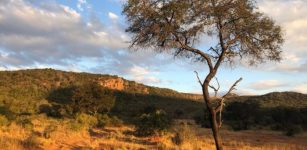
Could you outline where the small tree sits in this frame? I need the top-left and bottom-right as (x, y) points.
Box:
(71, 83), (115, 115)
(123, 0), (283, 149)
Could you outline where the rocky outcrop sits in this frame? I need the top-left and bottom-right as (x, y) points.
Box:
(98, 77), (125, 91)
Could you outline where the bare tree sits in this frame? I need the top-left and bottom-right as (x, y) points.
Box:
(123, 0), (283, 149)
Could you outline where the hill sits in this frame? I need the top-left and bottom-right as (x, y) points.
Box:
(0, 68), (203, 119)
(228, 92), (307, 108)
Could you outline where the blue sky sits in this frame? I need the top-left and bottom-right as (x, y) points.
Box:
(0, 0), (306, 95)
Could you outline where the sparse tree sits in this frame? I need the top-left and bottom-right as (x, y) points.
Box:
(123, 0), (283, 149)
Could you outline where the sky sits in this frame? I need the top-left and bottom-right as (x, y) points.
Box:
(0, 0), (306, 95)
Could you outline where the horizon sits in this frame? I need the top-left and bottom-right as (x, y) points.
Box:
(0, 0), (306, 95)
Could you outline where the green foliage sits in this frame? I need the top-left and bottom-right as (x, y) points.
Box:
(0, 115), (9, 126)
(75, 113), (98, 127)
(225, 102), (260, 130)
(193, 110), (211, 128)
(69, 121), (84, 132)
(96, 114), (123, 128)
(135, 108), (172, 136)
(70, 83), (115, 115)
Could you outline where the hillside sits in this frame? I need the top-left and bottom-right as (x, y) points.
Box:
(0, 69), (204, 119)
(228, 92), (307, 108)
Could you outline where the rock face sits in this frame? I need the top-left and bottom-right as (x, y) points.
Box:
(97, 77), (150, 94)
(98, 77), (125, 91)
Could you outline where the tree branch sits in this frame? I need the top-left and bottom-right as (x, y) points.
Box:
(215, 77), (243, 128)
(172, 33), (214, 70)
(194, 71), (203, 86)
(208, 77), (220, 97)
(222, 77), (242, 99)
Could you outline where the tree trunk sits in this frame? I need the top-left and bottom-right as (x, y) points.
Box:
(209, 109), (223, 150)
(202, 76), (223, 150)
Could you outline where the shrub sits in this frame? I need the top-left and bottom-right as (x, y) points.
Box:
(16, 117), (33, 130)
(75, 113), (98, 127)
(70, 83), (115, 115)
(172, 124), (196, 145)
(135, 108), (172, 136)
(0, 115), (9, 126)
(284, 124), (303, 137)
(96, 114), (123, 128)
(193, 112), (211, 128)
(69, 121), (84, 131)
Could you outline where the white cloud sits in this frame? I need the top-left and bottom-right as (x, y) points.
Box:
(293, 83), (307, 94)
(128, 65), (161, 85)
(258, 0), (307, 73)
(108, 12), (119, 20)
(249, 80), (287, 90)
(0, 0), (128, 67)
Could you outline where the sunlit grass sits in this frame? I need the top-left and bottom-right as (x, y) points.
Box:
(0, 116), (306, 150)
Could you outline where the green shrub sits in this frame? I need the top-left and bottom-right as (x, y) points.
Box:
(69, 121), (84, 131)
(193, 112), (211, 128)
(96, 114), (123, 128)
(135, 108), (172, 136)
(284, 124), (303, 137)
(0, 115), (9, 126)
(70, 83), (115, 115)
(75, 113), (98, 127)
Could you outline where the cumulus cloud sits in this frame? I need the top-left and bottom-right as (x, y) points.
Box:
(249, 80), (287, 90)
(258, 0), (307, 73)
(0, 0), (128, 67)
(128, 65), (161, 85)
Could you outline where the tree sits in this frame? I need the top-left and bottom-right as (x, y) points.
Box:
(71, 83), (115, 115)
(123, 0), (283, 149)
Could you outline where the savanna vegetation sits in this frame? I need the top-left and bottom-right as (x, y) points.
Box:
(0, 69), (306, 149)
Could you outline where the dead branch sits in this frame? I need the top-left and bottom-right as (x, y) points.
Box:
(209, 77), (220, 97)
(215, 77), (243, 128)
(194, 71), (203, 86)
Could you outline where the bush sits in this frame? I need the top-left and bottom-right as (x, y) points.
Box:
(16, 117), (33, 130)
(0, 115), (9, 126)
(284, 124), (303, 137)
(69, 121), (84, 131)
(193, 112), (211, 128)
(135, 108), (172, 136)
(75, 113), (98, 127)
(172, 124), (196, 145)
(70, 83), (115, 115)
(96, 114), (122, 128)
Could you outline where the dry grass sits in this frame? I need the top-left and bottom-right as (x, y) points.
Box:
(0, 117), (306, 150)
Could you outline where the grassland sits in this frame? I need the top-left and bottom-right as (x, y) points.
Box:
(0, 115), (306, 150)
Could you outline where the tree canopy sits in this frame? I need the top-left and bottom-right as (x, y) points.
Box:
(124, 0), (283, 67)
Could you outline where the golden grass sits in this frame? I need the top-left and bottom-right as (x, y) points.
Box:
(0, 116), (306, 150)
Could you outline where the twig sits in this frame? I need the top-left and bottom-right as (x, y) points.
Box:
(194, 71), (203, 86)
(216, 77), (243, 128)
(208, 77), (220, 97)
